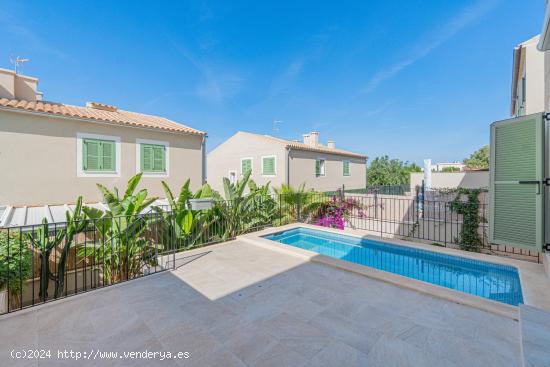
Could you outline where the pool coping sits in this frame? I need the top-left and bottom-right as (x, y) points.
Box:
(239, 224), (550, 320)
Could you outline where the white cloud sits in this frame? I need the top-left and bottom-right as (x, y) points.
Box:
(171, 40), (243, 104)
(268, 59), (305, 97)
(361, 0), (500, 94)
(0, 9), (68, 60)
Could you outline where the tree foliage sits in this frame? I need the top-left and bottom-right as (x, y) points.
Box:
(464, 145), (489, 169)
(366, 156), (421, 185)
(441, 166), (461, 173)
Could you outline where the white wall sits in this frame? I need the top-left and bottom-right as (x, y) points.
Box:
(410, 171), (489, 191)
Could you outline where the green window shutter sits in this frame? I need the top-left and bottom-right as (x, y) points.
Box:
(141, 144), (153, 172)
(241, 159), (252, 174)
(83, 138), (116, 172)
(101, 141), (115, 171)
(83, 139), (100, 171)
(153, 145), (165, 172)
(141, 144), (166, 172)
(343, 161), (350, 176)
(262, 157), (275, 175)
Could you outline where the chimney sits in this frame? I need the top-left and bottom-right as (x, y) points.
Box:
(302, 133), (311, 146)
(309, 132), (319, 147)
(327, 140), (335, 149)
(0, 68), (43, 101)
(0, 69), (15, 99)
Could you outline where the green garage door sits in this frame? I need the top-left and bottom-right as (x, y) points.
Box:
(490, 113), (544, 251)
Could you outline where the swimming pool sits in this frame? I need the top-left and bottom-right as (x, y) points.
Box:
(263, 227), (523, 306)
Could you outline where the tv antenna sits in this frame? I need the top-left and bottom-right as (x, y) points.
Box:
(273, 119), (283, 132)
(10, 56), (30, 73)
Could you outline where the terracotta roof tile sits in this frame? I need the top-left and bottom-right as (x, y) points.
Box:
(243, 132), (367, 159)
(0, 98), (206, 136)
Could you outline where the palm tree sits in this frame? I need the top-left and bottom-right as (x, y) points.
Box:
(274, 183), (325, 225)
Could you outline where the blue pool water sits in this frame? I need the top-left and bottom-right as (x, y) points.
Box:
(264, 227), (523, 306)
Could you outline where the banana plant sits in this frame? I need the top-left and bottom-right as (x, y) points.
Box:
(151, 179), (193, 250)
(246, 180), (278, 228)
(79, 173), (158, 283)
(212, 170), (261, 239)
(27, 219), (65, 301)
(53, 196), (88, 298)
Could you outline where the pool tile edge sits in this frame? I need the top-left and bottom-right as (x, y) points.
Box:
(240, 225), (521, 320)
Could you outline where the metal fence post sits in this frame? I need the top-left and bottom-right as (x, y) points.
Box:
(297, 193), (301, 222)
(374, 189), (378, 219)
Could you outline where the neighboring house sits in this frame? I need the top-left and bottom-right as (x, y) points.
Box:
(207, 131), (367, 192)
(0, 68), (206, 223)
(511, 35), (547, 116)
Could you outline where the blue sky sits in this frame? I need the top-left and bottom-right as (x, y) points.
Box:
(0, 0), (544, 164)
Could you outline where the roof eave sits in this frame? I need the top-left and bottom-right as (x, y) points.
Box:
(286, 145), (367, 160)
(0, 105), (206, 137)
(511, 46), (523, 116)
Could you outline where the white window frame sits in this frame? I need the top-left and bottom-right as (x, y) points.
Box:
(135, 138), (170, 177)
(240, 157), (253, 176)
(261, 155), (277, 177)
(316, 158), (326, 177)
(228, 170), (237, 185)
(342, 160), (351, 177)
(76, 132), (121, 178)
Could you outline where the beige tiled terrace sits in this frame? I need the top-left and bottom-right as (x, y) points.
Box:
(0, 239), (521, 367)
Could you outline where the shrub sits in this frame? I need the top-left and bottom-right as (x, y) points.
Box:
(315, 196), (364, 230)
(0, 230), (32, 298)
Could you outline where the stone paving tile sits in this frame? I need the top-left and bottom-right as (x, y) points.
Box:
(308, 310), (384, 356)
(251, 342), (309, 367)
(0, 240), (524, 367)
(305, 338), (369, 367)
(222, 324), (279, 365)
(366, 334), (460, 367)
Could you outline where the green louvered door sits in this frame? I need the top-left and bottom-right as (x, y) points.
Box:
(489, 113), (544, 251)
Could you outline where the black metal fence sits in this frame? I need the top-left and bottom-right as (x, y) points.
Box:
(289, 191), (539, 263)
(0, 197), (274, 315)
(340, 184), (411, 196)
(0, 190), (539, 316)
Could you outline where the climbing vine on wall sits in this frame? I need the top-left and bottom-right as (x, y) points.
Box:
(448, 188), (486, 252)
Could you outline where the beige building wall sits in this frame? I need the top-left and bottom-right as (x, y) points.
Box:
(288, 150), (366, 192)
(207, 132), (287, 193)
(524, 38), (546, 114)
(512, 36), (546, 116)
(0, 110), (204, 206)
(409, 171), (489, 191)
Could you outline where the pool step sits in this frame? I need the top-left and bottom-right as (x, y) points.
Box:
(519, 304), (550, 367)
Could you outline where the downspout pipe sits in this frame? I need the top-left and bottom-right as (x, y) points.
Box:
(285, 147), (290, 186)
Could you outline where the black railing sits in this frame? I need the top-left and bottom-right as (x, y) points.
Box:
(286, 192), (539, 263)
(326, 184), (411, 196)
(0, 191), (539, 316)
(347, 185), (411, 196)
(0, 197), (273, 315)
